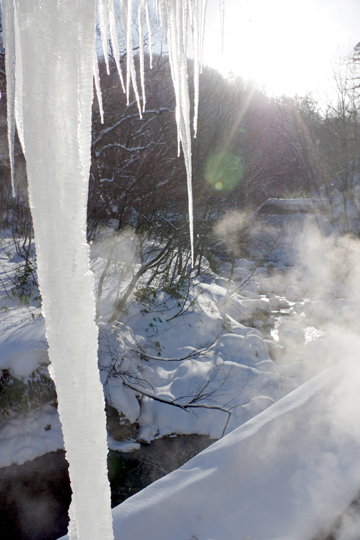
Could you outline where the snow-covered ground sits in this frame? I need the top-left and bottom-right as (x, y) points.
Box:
(101, 358), (360, 540)
(2, 215), (360, 539)
(0, 232), (296, 466)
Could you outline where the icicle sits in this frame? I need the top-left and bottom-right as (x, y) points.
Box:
(145, 2), (153, 69)
(94, 54), (105, 124)
(2, 0), (25, 195)
(130, 48), (143, 117)
(1, 6), (222, 540)
(138, 0), (147, 112)
(219, 0), (225, 52)
(125, 0), (134, 100)
(152, 0), (200, 266)
(118, 0), (132, 100)
(154, 0), (161, 30)
(97, 0), (126, 93)
(108, 0), (126, 92)
(200, 0), (207, 68)
(117, 0), (142, 117)
(13, 1), (25, 154)
(190, 0), (200, 137)
(2, 0), (16, 196)
(2, 1), (114, 539)
(98, 0), (110, 74)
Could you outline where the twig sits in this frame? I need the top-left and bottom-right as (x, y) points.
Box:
(131, 335), (219, 362)
(124, 380), (231, 415)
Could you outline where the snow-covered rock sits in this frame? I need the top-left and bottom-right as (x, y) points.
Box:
(285, 285), (304, 302)
(278, 319), (305, 347)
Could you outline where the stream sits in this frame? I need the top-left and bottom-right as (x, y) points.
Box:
(0, 434), (214, 540)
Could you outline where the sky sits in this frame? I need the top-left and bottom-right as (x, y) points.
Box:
(202, 0), (360, 98)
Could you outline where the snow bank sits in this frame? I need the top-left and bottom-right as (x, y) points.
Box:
(0, 313), (47, 377)
(0, 404), (63, 468)
(58, 359), (360, 540)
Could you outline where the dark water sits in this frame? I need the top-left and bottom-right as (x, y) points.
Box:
(0, 435), (213, 540)
(0, 451), (71, 540)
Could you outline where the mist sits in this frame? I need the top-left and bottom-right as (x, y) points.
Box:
(210, 203), (360, 537)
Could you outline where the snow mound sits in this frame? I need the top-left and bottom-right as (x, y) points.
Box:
(0, 404), (63, 468)
(0, 313), (47, 377)
(59, 359), (360, 540)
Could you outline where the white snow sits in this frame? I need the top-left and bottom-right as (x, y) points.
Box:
(57, 357), (360, 540)
(3, 224), (360, 539)
(107, 360), (360, 540)
(1, 312), (47, 377)
(0, 403), (63, 468)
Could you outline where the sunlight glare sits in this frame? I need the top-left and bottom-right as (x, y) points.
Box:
(203, 0), (360, 98)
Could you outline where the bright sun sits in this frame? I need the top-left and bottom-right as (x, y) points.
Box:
(203, 0), (360, 98)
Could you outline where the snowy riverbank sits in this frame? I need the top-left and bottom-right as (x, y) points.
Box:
(2, 219), (360, 539)
(1, 221), (359, 468)
(80, 357), (360, 540)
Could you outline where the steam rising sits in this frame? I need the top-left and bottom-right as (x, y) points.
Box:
(213, 210), (250, 256)
(210, 205), (360, 535)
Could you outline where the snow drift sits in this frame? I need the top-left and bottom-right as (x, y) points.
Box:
(61, 357), (360, 540)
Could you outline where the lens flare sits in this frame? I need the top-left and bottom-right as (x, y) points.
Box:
(205, 151), (244, 193)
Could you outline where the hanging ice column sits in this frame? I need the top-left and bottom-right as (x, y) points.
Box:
(2, 0), (217, 539)
(103, 0), (212, 266)
(2, 1), (113, 539)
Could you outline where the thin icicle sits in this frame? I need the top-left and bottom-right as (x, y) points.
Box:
(158, 0), (195, 265)
(138, 0), (147, 112)
(154, 0), (162, 30)
(200, 0), (207, 69)
(130, 46), (143, 117)
(108, 0), (126, 92)
(145, 2), (153, 69)
(190, 0), (200, 137)
(98, 0), (110, 74)
(94, 53), (104, 124)
(118, 0), (132, 100)
(2, 0), (16, 196)
(219, 0), (225, 52)
(13, 1), (24, 154)
(95, 0), (215, 291)
(97, 0), (126, 93)
(117, 0), (142, 116)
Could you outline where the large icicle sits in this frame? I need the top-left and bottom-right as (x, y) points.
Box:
(2, 0), (16, 196)
(103, 0), (211, 266)
(2, 2), (223, 539)
(2, 1), (114, 539)
(153, 0), (210, 265)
